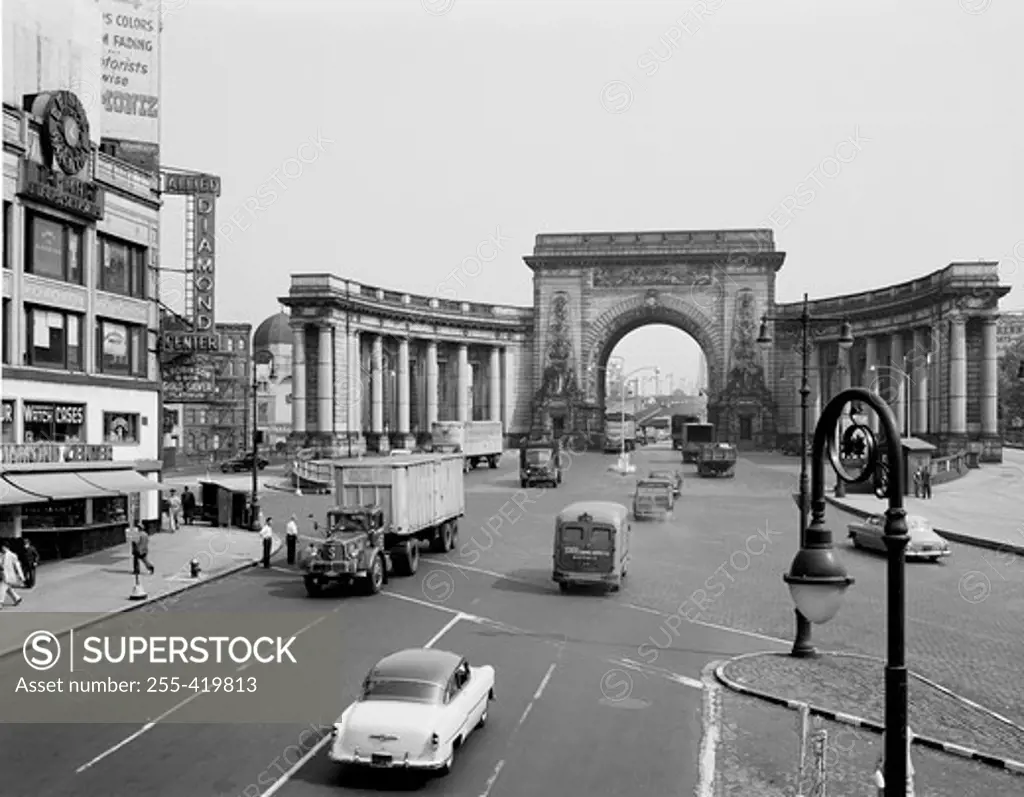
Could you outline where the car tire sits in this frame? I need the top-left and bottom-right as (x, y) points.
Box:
(363, 554), (384, 594)
(477, 709), (487, 728)
(304, 576), (322, 597)
(850, 534), (862, 549)
(438, 749), (454, 776)
(559, 582), (570, 593)
(520, 479), (527, 488)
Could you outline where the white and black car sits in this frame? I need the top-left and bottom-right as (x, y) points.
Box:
(847, 513), (951, 561)
(329, 648), (495, 775)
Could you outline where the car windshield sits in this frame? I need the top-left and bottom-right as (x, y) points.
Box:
(362, 678), (442, 704)
(650, 473), (673, 481)
(526, 449), (551, 465)
(637, 484), (665, 494)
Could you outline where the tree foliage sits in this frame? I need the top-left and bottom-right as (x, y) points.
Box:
(999, 337), (1024, 435)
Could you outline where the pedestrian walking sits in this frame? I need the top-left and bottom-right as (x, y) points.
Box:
(21, 538), (39, 588)
(913, 467), (922, 498)
(182, 486), (197, 526)
(168, 489), (182, 532)
(0, 541), (24, 607)
(285, 514), (299, 565)
(260, 518), (274, 568)
(131, 525), (155, 575)
(921, 467), (932, 499)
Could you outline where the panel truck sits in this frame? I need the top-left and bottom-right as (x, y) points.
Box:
(671, 414), (700, 450)
(681, 423), (715, 463)
(431, 420), (503, 472)
(603, 411), (637, 453)
(302, 454), (464, 596)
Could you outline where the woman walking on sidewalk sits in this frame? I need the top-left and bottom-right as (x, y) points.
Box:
(0, 541), (24, 607)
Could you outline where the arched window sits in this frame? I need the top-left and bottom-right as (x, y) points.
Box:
(199, 433), (209, 451)
(186, 432), (196, 453)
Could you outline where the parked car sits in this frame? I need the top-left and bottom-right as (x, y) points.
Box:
(847, 514), (951, 561)
(220, 452), (269, 473)
(327, 648), (495, 775)
(648, 469), (682, 496)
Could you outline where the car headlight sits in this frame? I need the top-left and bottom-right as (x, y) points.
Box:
(345, 542), (359, 558)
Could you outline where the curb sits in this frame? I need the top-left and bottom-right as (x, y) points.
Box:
(0, 537), (284, 661)
(713, 654), (1024, 776)
(825, 496), (1024, 557)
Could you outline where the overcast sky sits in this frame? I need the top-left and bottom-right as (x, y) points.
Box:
(158, 0), (1022, 387)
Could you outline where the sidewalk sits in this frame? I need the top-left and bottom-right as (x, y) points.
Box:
(826, 448), (1024, 555)
(0, 524), (280, 658)
(710, 654), (1024, 796)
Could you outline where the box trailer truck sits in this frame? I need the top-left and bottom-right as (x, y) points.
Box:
(431, 420), (503, 471)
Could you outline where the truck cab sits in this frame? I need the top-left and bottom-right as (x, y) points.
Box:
(520, 439), (562, 488)
(303, 506), (389, 597)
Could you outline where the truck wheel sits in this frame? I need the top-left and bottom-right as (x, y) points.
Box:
(557, 472), (562, 484)
(558, 582), (570, 593)
(363, 555), (384, 594)
(392, 541), (419, 577)
(488, 455), (499, 469)
(520, 479), (527, 488)
(304, 576), (322, 598)
(430, 521), (453, 553)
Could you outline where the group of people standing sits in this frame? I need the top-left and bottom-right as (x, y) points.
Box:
(913, 465), (933, 498)
(0, 538), (39, 609)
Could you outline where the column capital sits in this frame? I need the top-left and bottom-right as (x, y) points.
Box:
(949, 310), (967, 326)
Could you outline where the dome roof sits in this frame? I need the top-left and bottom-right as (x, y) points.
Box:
(253, 312), (291, 349)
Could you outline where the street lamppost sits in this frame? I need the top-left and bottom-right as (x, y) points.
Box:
(250, 348), (274, 530)
(799, 387), (907, 796)
(757, 293), (853, 656)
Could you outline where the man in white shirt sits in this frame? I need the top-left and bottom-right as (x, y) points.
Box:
(260, 518), (274, 569)
(285, 514), (299, 565)
(0, 541), (24, 607)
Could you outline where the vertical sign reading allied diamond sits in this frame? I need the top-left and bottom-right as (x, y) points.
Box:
(193, 193), (215, 332)
(99, 0), (161, 171)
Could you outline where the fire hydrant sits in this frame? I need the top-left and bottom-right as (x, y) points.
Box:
(189, 558), (202, 579)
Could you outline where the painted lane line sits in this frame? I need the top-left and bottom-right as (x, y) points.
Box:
(420, 556), (792, 649)
(259, 613), (469, 796)
(425, 613), (467, 649)
(75, 606), (343, 774)
(615, 657), (703, 690)
(478, 758), (506, 797)
(696, 667), (723, 797)
(382, 589), (465, 616)
(234, 613), (331, 674)
(533, 661), (557, 700)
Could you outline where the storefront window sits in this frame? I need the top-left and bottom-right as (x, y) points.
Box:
(26, 305), (83, 371)
(21, 499), (87, 530)
(96, 319), (146, 377)
(103, 411), (140, 444)
(25, 213), (83, 284)
(22, 402), (86, 443)
(2, 400), (14, 443)
(93, 496), (128, 525)
(97, 235), (147, 298)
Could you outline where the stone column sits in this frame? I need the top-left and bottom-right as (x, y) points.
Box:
(348, 331), (361, 437)
(864, 336), (878, 432)
(911, 328), (929, 436)
(371, 335), (384, 434)
(291, 325), (306, 435)
(502, 347), (514, 436)
(981, 316), (998, 436)
(397, 337), (411, 436)
(318, 324), (333, 434)
(426, 341), (439, 429)
(489, 347), (501, 424)
(949, 315), (967, 435)
(890, 333), (905, 435)
(457, 343), (470, 422)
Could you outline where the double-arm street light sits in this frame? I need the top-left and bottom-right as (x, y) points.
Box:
(797, 388), (907, 796)
(250, 348), (274, 530)
(757, 293), (853, 656)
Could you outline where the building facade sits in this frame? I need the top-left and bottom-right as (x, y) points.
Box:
(252, 311), (293, 451)
(1, 98), (163, 557)
(997, 310), (1024, 356)
(161, 319), (252, 467)
(282, 229), (1012, 462)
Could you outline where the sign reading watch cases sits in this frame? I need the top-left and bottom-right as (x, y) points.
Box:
(41, 91), (93, 176)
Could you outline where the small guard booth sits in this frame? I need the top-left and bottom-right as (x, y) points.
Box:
(900, 437), (936, 497)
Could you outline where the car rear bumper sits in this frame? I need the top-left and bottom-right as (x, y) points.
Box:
(328, 750), (446, 770)
(907, 549), (951, 560)
(553, 570), (619, 586)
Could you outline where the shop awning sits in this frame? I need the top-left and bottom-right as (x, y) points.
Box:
(3, 472), (119, 501)
(79, 469), (160, 494)
(0, 477), (52, 506)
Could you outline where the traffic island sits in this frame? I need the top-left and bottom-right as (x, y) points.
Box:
(712, 651), (1024, 794)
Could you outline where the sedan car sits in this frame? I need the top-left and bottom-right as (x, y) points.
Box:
(648, 469), (682, 496)
(329, 648), (495, 775)
(220, 452), (269, 473)
(847, 514), (952, 561)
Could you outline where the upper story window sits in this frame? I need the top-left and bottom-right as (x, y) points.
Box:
(3, 202), (12, 270)
(25, 304), (83, 371)
(96, 319), (147, 378)
(97, 235), (147, 299)
(25, 212), (82, 284)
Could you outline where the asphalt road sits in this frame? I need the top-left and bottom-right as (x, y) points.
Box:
(3, 443), (1021, 795)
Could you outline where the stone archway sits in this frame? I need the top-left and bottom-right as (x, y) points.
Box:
(581, 293), (724, 412)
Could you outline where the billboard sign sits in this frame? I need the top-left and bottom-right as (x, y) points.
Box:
(162, 358), (217, 403)
(193, 193), (216, 332)
(99, 0), (160, 172)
